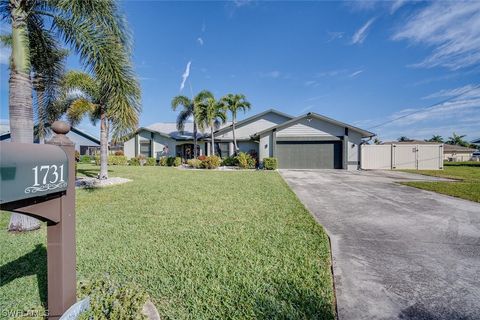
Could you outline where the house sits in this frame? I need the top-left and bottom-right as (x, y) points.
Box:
(443, 144), (477, 162)
(472, 138), (480, 145)
(124, 109), (375, 170)
(0, 126), (101, 155)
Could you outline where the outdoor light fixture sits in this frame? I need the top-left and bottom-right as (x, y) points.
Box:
(306, 113), (313, 122)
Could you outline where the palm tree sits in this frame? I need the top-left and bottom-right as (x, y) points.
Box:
(373, 137), (382, 145)
(398, 136), (411, 142)
(220, 94), (251, 155)
(194, 91), (227, 156)
(1, 0), (140, 231)
(426, 135), (444, 143)
(171, 91), (212, 158)
(446, 133), (468, 147)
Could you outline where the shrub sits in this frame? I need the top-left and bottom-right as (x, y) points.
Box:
(109, 155), (128, 166)
(80, 155), (93, 163)
(145, 157), (156, 166)
(236, 152), (256, 169)
(187, 159), (202, 168)
(166, 156), (182, 167)
(222, 156), (238, 166)
(94, 155), (100, 165)
(263, 157), (278, 170)
(79, 278), (148, 320)
(129, 157), (141, 166)
(198, 155), (207, 161)
(114, 150), (124, 156)
(159, 156), (168, 166)
(201, 155), (221, 169)
(75, 150), (80, 162)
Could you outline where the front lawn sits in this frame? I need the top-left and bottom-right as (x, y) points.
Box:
(401, 165), (480, 202)
(0, 164), (335, 319)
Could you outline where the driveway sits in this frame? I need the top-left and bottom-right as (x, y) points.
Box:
(280, 170), (480, 320)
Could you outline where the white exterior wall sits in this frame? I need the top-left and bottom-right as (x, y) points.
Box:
(444, 152), (473, 162)
(276, 118), (343, 138)
(259, 133), (272, 160)
(347, 131), (362, 170)
(124, 137), (135, 158)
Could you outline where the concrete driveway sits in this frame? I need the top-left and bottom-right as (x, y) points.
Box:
(280, 170), (480, 320)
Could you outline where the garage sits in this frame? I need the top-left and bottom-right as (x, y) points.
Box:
(276, 140), (343, 169)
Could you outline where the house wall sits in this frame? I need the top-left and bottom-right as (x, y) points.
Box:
(215, 112), (291, 140)
(444, 152), (473, 162)
(44, 130), (100, 154)
(276, 118), (344, 138)
(259, 133), (272, 159)
(124, 137), (135, 158)
(347, 130), (362, 170)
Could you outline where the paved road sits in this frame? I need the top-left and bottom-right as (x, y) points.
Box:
(280, 170), (480, 320)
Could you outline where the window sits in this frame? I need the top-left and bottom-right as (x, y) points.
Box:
(140, 141), (151, 157)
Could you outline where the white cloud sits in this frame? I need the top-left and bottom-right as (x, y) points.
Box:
(349, 70), (364, 78)
(0, 45), (10, 65)
(197, 37), (204, 46)
(393, 1), (480, 70)
(201, 22), (206, 33)
(422, 84), (480, 100)
(233, 0), (253, 8)
(390, 0), (407, 14)
(260, 70), (281, 78)
(300, 105), (314, 113)
(180, 61), (191, 91)
(352, 18), (375, 44)
(326, 31), (344, 42)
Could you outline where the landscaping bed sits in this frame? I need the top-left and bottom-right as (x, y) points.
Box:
(401, 164), (480, 202)
(0, 164), (335, 319)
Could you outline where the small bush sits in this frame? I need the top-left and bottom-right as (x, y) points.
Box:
(75, 150), (80, 162)
(94, 156), (100, 166)
(79, 278), (148, 320)
(109, 155), (128, 166)
(198, 155), (207, 161)
(263, 157), (278, 170)
(236, 152), (256, 169)
(159, 156), (168, 166)
(114, 150), (124, 156)
(80, 155), (93, 163)
(166, 156), (182, 167)
(145, 157), (156, 166)
(222, 156), (238, 166)
(201, 155), (221, 169)
(129, 157), (141, 166)
(187, 159), (202, 168)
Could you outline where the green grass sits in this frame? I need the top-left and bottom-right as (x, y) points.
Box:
(0, 164), (335, 319)
(402, 165), (480, 202)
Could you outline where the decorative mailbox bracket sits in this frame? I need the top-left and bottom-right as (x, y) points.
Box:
(0, 121), (76, 319)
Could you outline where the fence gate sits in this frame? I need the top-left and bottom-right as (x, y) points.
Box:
(361, 144), (442, 170)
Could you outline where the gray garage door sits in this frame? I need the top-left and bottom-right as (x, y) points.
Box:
(276, 141), (343, 169)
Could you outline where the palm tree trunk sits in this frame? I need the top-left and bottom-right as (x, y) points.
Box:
(232, 116), (238, 156)
(8, 2), (41, 232)
(211, 125), (215, 156)
(99, 110), (109, 179)
(193, 119), (198, 158)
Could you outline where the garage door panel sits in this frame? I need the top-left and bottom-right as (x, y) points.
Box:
(276, 141), (342, 169)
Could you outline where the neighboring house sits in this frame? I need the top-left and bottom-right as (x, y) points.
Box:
(125, 109), (375, 170)
(383, 140), (477, 162)
(443, 144), (477, 162)
(472, 138), (480, 145)
(0, 126), (101, 155)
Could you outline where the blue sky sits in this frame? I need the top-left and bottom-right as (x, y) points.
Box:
(1, 0), (479, 141)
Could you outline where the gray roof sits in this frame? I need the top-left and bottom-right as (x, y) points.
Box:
(443, 144), (477, 153)
(140, 121), (231, 140)
(472, 138), (480, 144)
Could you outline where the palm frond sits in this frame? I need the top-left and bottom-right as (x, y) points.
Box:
(66, 98), (96, 126)
(176, 109), (192, 132)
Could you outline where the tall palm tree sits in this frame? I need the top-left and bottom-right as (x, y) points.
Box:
(1, 0), (140, 231)
(426, 135), (444, 143)
(194, 91), (227, 156)
(446, 133), (468, 147)
(398, 136), (410, 142)
(220, 94), (251, 155)
(171, 91), (212, 158)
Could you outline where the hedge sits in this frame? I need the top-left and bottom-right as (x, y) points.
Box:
(263, 157), (278, 170)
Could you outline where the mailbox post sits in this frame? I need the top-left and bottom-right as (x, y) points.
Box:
(0, 121), (76, 319)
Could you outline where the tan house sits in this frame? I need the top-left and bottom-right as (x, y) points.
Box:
(443, 144), (477, 162)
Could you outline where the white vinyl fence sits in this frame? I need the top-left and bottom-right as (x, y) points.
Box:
(361, 144), (443, 170)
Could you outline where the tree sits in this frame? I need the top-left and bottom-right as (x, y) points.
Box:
(171, 91), (212, 158)
(220, 94), (251, 155)
(446, 133), (469, 147)
(194, 91), (227, 156)
(1, 0), (140, 231)
(426, 135), (444, 143)
(398, 136), (411, 142)
(373, 137), (382, 145)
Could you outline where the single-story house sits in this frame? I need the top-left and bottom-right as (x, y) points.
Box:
(124, 109), (375, 170)
(443, 144), (477, 162)
(382, 140), (477, 162)
(0, 126), (101, 155)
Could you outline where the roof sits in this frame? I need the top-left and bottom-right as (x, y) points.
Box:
(137, 121), (231, 140)
(253, 112), (375, 138)
(382, 140), (440, 145)
(472, 138), (480, 144)
(443, 144), (477, 153)
(0, 125), (100, 145)
(212, 108), (294, 136)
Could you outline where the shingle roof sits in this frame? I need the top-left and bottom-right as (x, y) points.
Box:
(443, 144), (477, 153)
(141, 122), (231, 140)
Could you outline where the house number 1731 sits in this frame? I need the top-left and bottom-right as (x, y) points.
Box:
(32, 165), (65, 186)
